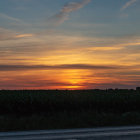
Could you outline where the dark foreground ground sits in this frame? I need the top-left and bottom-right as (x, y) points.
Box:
(0, 89), (140, 131)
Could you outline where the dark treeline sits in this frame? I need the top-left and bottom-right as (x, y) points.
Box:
(0, 88), (140, 115)
(0, 89), (140, 131)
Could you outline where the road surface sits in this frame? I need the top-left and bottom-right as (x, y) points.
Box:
(0, 126), (140, 140)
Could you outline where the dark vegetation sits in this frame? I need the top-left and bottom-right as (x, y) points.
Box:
(0, 89), (140, 131)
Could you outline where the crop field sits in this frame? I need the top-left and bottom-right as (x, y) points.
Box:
(0, 89), (140, 131)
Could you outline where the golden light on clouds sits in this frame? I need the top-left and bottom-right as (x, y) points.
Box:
(0, 21), (140, 89)
(60, 69), (88, 89)
(16, 34), (33, 38)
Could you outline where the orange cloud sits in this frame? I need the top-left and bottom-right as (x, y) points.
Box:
(16, 34), (33, 38)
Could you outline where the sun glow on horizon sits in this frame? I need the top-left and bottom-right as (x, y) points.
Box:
(0, 0), (140, 89)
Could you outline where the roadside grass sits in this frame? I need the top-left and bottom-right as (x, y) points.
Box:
(1, 112), (140, 131)
(0, 90), (140, 131)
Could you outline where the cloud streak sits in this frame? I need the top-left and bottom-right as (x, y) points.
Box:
(0, 28), (34, 41)
(48, 0), (91, 26)
(121, 0), (137, 11)
(0, 13), (30, 27)
(0, 64), (120, 71)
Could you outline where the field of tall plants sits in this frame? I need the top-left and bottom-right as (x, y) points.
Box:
(0, 89), (140, 131)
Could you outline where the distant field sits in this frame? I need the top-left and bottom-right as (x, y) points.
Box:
(0, 90), (140, 131)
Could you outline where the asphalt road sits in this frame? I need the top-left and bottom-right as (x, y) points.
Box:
(0, 126), (140, 140)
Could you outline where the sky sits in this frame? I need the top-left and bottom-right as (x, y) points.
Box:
(0, 0), (140, 89)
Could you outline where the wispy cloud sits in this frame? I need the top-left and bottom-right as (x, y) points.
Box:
(0, 64), (120, 71)
(0, 28), (17, 40)
(15, 34), (33, 38)
(48, 0), (91, 26)
(0, 13), (22, 23)
(121, 0), (138, 11)
(0, 28), (34, 41)
(0, 13), (31, 30)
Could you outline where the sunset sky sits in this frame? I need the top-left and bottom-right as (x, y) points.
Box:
(0, 0), (140, 89)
